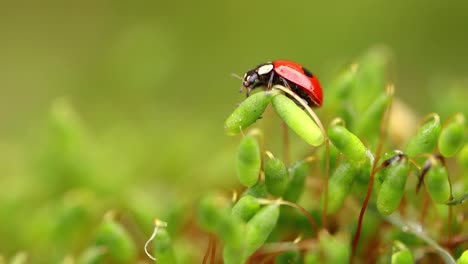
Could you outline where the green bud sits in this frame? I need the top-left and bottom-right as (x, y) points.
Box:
(77, 247), (107, 264)
(323, 161), (358, 214)
(94, 216), (136, 264)
(319, 231), (350, 264)
(153, 229), (177, 264)
(355, 91), (391, 138)
(237, 135), (261, 187)
(225, 91), (275, 135)
(283, 161), (309, 202)
(377, 157), (409, 215)
(331, 64), (358, 100)
(272, 94), (324, 146)
(304, 251), (321, 264)
(405, 114), (442, 157)
(391, 241), (414, 264)
(232, 195), (261, 222)
(328, 124), (368, 164)
(221, 216), (248, 264)
(245, 203), (280, 256)
(426, 161), (451, 203)
(353, 46), (390, 112)
(438, 114), (466, 157)
(374, 153), (396, 194)
(457, 250), (468, 264)
(243, 180), (269, 198)
(196, 194), (230, 232)
(78, 247), (108, 264)
(275, 250), (301, 264)
(197, 195), (246, 264)
(458, 144), (468, 170)
(264, 155), (289, 196)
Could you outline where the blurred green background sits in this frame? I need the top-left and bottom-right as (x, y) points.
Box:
(0, 0), (467, 261)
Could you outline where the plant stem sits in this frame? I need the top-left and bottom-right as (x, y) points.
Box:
(271, 85), (330, 229)
(382, 212), (456, 264)
(352, 85), (394, 258)
(210, 234), (216, 264)
(202, 235), (213, 264)
(256, 198), (319, 233)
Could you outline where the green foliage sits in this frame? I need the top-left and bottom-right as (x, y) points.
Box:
(391, 241), (414, 264)
(153, 229), (177, 264)
(236, 135), (261, 187)
(438, 113), (466, 157)
(231, 195), (261, 222)
(245, 204), (280, 256)
(322, 161), (358, 214)
(377, 156), (409, 215)
(1, 46), (466, 264)
(243, 180), (269, 198)
(458, 250), (468, 264)
(225, 91), (276, 135)
(264, 153), (290, 196)
(275, 250), (302, 264)
(283, 160), (309, 203)
(94, 215), (136, 264)
(271, 93), (324, 146)
(405, 114), (442, 157)
(426, 160), (451, 204)
(328, 124), (368, 164)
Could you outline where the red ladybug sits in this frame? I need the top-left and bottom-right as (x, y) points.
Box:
(241, 60), (323, 107)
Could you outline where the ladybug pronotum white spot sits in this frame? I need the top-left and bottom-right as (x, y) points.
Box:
(257, 64), (274, 75)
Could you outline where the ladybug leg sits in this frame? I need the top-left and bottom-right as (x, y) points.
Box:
(280, 77), (292, 90)
(246, 87), (252, 97)
(267, 72), (275, 90)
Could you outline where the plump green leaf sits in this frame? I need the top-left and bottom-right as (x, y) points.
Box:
(237, 135), (261, 187)
(328, 124), (368, 164)
(264, 156), (289, 196)
(153, 229), (177, 264)
(231, 195), (261, 222)
(245, 204), (280, 256)
(283, 161), (309, 202)
(94, 216), (136, 264)
(426, 162), (451, 204)
(438, 113), (466, 157)
(323, 161), (358, 214)
(405, 114), (441, 157)
(377, 157), (409, 215)
(225, 91), (275, 135)
(272, 94), (324, 146)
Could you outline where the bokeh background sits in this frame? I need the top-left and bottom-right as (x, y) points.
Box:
(0, 0), (467, 262)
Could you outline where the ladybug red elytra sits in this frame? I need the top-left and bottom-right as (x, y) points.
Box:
(241, 60), (323, 107)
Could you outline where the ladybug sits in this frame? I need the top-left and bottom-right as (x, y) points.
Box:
(241, 60), (323, 107)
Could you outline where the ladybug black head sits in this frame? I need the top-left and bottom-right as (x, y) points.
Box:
(242, 70), (259, 88)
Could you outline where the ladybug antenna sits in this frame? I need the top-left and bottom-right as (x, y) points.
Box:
(230, 73), (243, 80)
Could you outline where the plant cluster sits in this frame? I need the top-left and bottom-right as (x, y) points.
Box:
(189, 48), (467, 264)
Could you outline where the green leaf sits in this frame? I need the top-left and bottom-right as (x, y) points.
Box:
(225, 91), (275, 135)
(405, 114), (442, 157)
(377, 157), (409, 215)
(237, 135), (261, 187)
(328, 124), (368, 164)
(438, 113), (466, 157)
(94, 216), (136, 264)
(245, 204), (280, 256)
(231, 195), (261, 222)
(264, 155), (289, 196)
(153, 229), (177, 264)
(272, 94), (324, 146)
